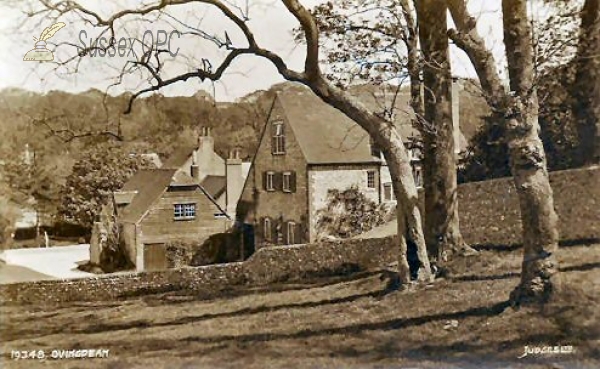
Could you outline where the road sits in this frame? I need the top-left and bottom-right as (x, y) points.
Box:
(0, 262), (54, 284)
(0, 245), (92, 283)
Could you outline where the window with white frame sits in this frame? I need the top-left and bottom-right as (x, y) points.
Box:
(272, 121), (285, 154)
(282, 172), (291, 192)
(174, 203), (196, 220)
(287, 221), (296, 245)
(367, 171), (376, 188)
(266, 171), (275, 191)
(409, 146), (422, 161)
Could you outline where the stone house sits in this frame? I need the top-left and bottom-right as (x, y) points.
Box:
(158, 127), (250, 220)
(237, 88), (423, 248)
(92, 129), (250, 271)
(117, 169), (229, 271)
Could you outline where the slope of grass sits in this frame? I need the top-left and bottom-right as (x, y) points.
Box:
(1, 243), (598, 369)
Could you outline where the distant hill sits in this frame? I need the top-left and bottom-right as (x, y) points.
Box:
(0, 81), (489, 163)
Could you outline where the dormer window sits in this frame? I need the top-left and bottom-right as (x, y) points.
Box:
(272, 121), (286, 155)
(370, 137), (382, 159)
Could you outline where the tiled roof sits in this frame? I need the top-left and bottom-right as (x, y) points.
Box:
(171, 170), (199, 186)
(275, 87), (419, 165)
(118, 169), (229, 223)
(276, 90), (376, 164)
(121, 170), (164, 192)
(161, 142), (197, 169)
(272, 84), (471, 164)
(113, 191), (137, 205)
(119, 169), (179, 224)
(200, 175), (226, 199)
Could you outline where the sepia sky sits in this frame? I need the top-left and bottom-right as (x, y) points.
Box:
(0, 1), (510, 101)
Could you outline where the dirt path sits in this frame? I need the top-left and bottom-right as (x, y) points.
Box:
(1, 243), (599, 369)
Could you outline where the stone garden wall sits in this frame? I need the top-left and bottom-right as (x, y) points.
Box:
(1, 263), (245, 304)
(1, 167), (597, 305)
(0, 237), (396, 304)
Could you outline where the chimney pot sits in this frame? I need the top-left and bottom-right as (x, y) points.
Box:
(229, 148), (241, 160)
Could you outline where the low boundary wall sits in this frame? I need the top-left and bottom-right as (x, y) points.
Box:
(0, 237), (396, 304)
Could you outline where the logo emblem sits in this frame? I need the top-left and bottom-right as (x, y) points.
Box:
(23, 22), (66, 62)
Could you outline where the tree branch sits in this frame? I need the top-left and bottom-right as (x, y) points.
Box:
(447, 0), (505, 108)
(281, 0), (321, 78)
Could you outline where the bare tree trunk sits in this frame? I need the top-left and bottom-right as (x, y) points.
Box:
(448, 0), (561, 304)
(308, 78), (432, 284)
(400, 0), (435, 277)
(285, 2), (431, 283)
(502, 0), (560, 304)
(573, 0), (600, 165)
(394, 207), (412, 284)
(416, 0), (468, 262)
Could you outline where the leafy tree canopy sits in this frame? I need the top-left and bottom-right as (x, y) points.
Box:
(59, 144), (156, 228)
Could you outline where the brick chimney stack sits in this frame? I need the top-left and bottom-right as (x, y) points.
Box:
(192, 126), (215, 182)
(226, 148), (243, 219)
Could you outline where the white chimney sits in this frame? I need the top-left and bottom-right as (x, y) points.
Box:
(226, 148), (243, 219)
(195, 127), (215, 181)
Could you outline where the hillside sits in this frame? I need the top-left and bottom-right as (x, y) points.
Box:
(0, 82), (488, 159)
(0, 87), (268, 161)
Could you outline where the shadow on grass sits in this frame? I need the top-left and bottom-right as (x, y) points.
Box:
(177, 300), (511, 345)
(138, 270), (383, 307)
(452, 262), (600, 283)
(472, 238), (599, 253)
(79, 285), (394, 335)
(4, 271), (393, 339)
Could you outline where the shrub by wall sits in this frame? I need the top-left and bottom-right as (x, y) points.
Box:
(165, 241), (199, 268)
